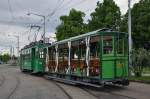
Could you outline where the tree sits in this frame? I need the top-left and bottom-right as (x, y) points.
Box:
(131, 48), (150, 77)
(0, 54), (10, 63)
(120, 0), (150, 49)
(56, 9), (87, 41)
(88, 0), (121, 31)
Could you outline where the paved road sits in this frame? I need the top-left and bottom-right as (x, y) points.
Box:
(0, 64), (150, 99)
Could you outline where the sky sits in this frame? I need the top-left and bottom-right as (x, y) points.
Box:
(0, 0), (140, 55)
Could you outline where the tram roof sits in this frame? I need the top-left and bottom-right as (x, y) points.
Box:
(21, 28), (127, 50)
(50, 28), (127, 46)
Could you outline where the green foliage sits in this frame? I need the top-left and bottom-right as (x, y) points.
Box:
(88, 0), (121, 31)
(0, 54), (10, 63)
(131, 48), (150, 77)
(56, 9), (87, 41)
(129, 76), (150, 83)
(120, 0), (150, 48)
(56, 0), (121, 41)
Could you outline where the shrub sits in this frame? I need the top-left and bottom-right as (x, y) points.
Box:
(131, 48), (150, 77)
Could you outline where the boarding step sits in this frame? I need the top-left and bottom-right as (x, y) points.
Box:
(44, 75), (102, 88)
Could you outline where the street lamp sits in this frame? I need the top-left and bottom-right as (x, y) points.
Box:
(8, 35), (19, 57)
(27, 12), (46, 43)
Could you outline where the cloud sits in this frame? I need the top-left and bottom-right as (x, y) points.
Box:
(0, 0), (140, 55)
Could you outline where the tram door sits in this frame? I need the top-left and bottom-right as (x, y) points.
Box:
(115, 35), (128, 78)
(101, 36), (115, 79)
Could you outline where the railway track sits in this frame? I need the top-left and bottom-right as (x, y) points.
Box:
(6, 76), (20, 99)
(0, 74), (20, 99)
(44, 75), (136, 99)
(104, 89), (136, 99)
(0, 74), (5, 87)
(80, 87), (100, 99)
(51, 81), (73, 99)
(80, 86), (136, 99)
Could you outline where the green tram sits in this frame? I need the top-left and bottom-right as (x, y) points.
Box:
(20, 41), (47, 73)
(20, 29), (129, 86)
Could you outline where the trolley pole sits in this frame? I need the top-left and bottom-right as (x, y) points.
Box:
(128, 0), (132, 67)
(27, 13), (46, 43)
(43, 16), (46, 43)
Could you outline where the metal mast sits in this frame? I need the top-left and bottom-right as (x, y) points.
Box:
(128, 0), (132, 66)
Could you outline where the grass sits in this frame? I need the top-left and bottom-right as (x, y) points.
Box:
(129, 76), (150, 84)
(143, 67), (150, 74)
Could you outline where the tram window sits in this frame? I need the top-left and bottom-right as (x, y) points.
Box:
(103, 36), (113, 54)
(71, 38), (86, 75)
(48, 47), (56, 72)
(72, 50), (78, 59)
(36, 48), (38, 52)
(39, 49), (44, 59)
(49, 47), (56, 60)
(90, 36), (100, 58)
(58, 43), (68, 72)
(90, 35), (100, 76)
(63, 48), (68, 60)
(58, 49), (63, 60)
(58, 43), (68, 60)
(71, 40), (79, 59)
(71, 39), (86, 59)
(79, 39), (86, 59)
(117, 37), (124, 54)
(124, 37), (128, 55)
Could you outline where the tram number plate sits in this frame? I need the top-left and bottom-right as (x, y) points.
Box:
(117, 63), (124, 68)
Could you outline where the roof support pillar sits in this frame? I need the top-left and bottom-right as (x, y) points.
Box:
(55, 45), (58, 72)
(86, 36), (90, 77)
(66, 41), (71, 74)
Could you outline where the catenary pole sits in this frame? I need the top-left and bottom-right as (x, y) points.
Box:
(128, 0), (132, 67)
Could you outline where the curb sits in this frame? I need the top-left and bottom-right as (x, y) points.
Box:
(130, 80), (150, 84)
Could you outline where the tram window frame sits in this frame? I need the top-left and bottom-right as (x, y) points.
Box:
(124, 35), (128, 56)
(48, 46), (56, 72)
(90, 35), (100, 59)
(27, 49), (31, 60)
(71, 38), (86, 60)
(57, 43), (68, 72)
(39, 49), (44, 59)
(71, 38), (86, 75)
(35, 47), (39, 58)
(58, 43), (68, 61)
(50, 46), (56, 60)
(116, 36), (124, 55)
(79, 39), (86, 60)
(71, 40), (80, 60)
(102, 36), (114, 56)
(89, 35), (100, 76)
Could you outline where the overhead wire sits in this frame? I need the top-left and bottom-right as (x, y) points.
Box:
(46, 0), (89, 24)
(45, 0), (76, 30)
(5, 0), (15, 32)
(7, 0), (15, 20)
(28, 26), (32, 43)
(34, 27), (41, 42)
(46, 0), (65, 18)
(58, 0), (88, 12)
(45, 0), (93, 27)
(27, 0), (66, 40)
(28, 0), (74, 31)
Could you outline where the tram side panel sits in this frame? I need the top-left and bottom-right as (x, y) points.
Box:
(44, 31), (129, 85)
(32, 46), (45, 73)
(20, 48), (32, 71)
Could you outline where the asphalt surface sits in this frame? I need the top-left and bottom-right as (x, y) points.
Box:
(0, 64), (150, 99)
